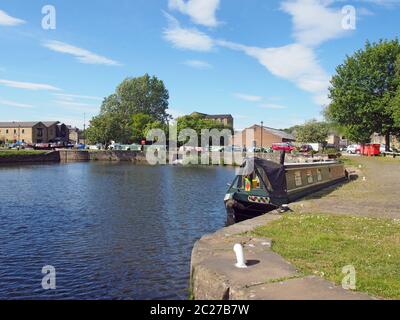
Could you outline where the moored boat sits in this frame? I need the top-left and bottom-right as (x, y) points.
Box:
(224, 157), (347, 223)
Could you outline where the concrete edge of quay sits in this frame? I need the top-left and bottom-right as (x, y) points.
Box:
(0, 150), (335, 166)
(0, 150), (149, 164)
(190, 213), (376, 300)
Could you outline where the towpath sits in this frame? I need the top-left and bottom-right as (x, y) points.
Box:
(293, 155), (400, 219)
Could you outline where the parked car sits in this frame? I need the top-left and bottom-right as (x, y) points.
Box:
(120, 143), (142, 151)
(109, 143), (122, 150)
(34, 143), (52, 150)
(246, 147), (259, 153)
(75, 143), (86, 150)
(346, 144), (361, 154)
(272, 143), (295, 152)
(379, 144), (394, 153)
(86, 145), (101, 150)
(225, 145), (243, 152)
(210, 146), (224, 152)
(299, 144), (314, 153)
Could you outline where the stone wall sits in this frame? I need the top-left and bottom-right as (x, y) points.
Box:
(0, 151), (60, 164)
(58, 150), (148, 163)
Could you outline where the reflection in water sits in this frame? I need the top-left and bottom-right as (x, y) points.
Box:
(0, 163), (235, 300)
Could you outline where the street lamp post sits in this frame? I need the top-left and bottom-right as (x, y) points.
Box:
(261, 121), (264, 151)
(83, 113), (86, 146)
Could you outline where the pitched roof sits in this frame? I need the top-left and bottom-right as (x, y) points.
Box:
(42, 121), (60, 127)
(0, 121), (60, 128)
(250, 125), (296, 141)
(0, 121), (41, 128)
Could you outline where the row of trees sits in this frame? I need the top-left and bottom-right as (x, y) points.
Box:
(326, 39), (400, 150)
(86, 74), (231, 146)
(286, 39), (400, 150)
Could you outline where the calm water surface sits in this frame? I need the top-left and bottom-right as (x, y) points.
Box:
(0, 163), (235, 299)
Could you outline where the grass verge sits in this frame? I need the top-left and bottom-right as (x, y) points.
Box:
(251, 213), (400, 299)
(0, 150), (47, 157)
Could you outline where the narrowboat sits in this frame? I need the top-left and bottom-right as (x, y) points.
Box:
(224, 157), (347, 222)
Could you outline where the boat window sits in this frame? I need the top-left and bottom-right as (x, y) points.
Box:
(317, 169), (322, 181)
(255, 168), (272, 191)
(295, 171), (302, 187)
(307, 170), (313, 184)
(235, 171), (267, 191)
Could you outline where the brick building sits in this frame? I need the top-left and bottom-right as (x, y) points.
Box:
(232, 125), (296, 148)
(0, 121), (69, 144)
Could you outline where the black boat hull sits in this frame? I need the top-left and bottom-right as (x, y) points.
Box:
(225, 198), (277, 223)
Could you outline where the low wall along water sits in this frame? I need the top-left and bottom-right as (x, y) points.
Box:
(0, 150), (334, 165)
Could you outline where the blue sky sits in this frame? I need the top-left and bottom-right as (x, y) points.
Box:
(0, 0), (399, 130)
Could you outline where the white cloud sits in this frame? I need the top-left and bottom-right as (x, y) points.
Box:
(43, 40), (121, 66)
(281, 0), (349, 46)
(0, 79), (61, 91)
(259, 103), (288, 109)
(0, 10), (25, 26)
(53, 93), (103, 101)
(0, 99), (34, 109)
(218, 41), (330, 106)
(184, 59), (212, 69)
(163, 13), (214, 51)
(234, 93), (263, 102)
(168, 0), (220, 27)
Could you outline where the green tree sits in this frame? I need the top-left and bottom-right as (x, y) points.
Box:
(176, 115), (229, 135)
(88, 74), (170, 144)
(326, 39), (400, 150)
(391, 55), (400, 128)
(131, 113), (154, 143)
(85, 113), (124, 145)
(295, 120), (330, 146)
(174, 114), (231, 146)
(130, 113), (168, 143)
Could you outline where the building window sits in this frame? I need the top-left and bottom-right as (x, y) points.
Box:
(307, 170), (313, 184)
(37, 128), (43, 137)
(317, 169), (322, 181)
(14, 129), (17, 134)
(6, 129), (8, 134)
(22, 129), (25, 134)
(295, 171), (302, 187)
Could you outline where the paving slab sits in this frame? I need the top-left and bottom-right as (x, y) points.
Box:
(231, 276), (375, 300)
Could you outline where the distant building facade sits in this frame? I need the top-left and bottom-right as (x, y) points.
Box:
(68, 126), (84, 144)
(190, 112), (234, 129)
(0, 121), (69, 144)
(232, 125), (296, 148)
(371, 133), (400, 149)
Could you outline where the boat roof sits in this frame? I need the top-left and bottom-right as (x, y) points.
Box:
(241, 157), (287, 198)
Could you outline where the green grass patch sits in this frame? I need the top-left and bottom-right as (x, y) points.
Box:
(0, 150), (47, 157)
(251, 213), (400, 299)
(340, 156), (360, 167)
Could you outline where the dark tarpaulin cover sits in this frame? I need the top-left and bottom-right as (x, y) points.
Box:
(253, 158), (288, 198)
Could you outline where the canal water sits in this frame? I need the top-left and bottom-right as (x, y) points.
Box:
(0, 162), (235, 300)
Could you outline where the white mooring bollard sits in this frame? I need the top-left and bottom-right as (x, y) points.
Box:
(233, 244), (247, 268)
